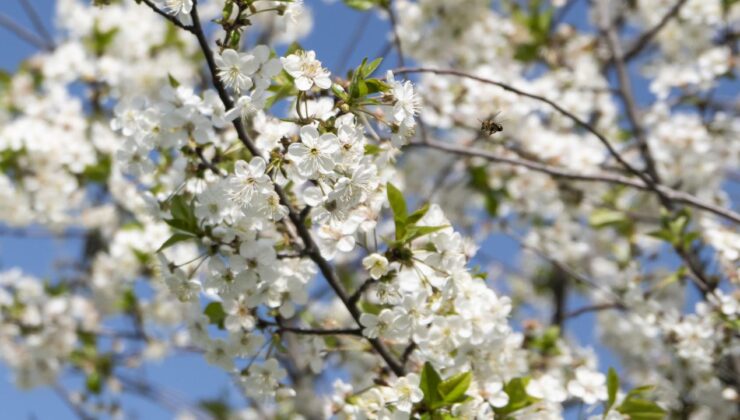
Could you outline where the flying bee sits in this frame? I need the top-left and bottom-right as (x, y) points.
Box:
(479, 112), (504, 136)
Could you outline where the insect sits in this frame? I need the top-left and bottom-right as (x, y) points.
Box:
(479, 112), (504, 136)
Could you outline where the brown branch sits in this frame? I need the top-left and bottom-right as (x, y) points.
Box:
(348, 278), (377, 308)
(623, 0), (689, 62)
(18, 0), (54, 49)
(337, 12), (372, 72)
(259, 319), (362, 336)
(393, 67), (659, 191)
(604, 27), (662, 185)
(0, 13), (50, 50)
(600, 8), (717, 295)
(408, 139), (740, 224)
(385, 1), (406, 67)
(139, 0), (194, 33)
(53, 384), (94, 420)
(564, 302), (624, 320)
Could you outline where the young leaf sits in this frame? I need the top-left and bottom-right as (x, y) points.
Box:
(168, 73), (180, 88)
(386, 182), (408, 239)
(438, 371), (472, 405)
(616, 398), (666, 420)
(402, 225), (449, 244)
(204, 302), (227, 329)
(606, 367), (619, 413)
(157, 233), (195, 253)
(494, 377), (539, 416)
(420, 362), (443, 407)
(362, 57), (383, 78)
(407, 203), (430, 225)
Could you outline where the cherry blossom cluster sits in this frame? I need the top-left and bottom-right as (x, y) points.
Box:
(0, 0), (737, 419)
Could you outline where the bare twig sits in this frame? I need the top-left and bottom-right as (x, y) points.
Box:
(18, 0), (54, 49)
(139, 0), (194, 33)
(604, 27), (662, 184)
(260, 319), (362, 336)
(622, 0), (688, 62)
(385, 1), (406, 67)
(408, 139), (740, 224)
(564, 302), (624, 320)
(392, 67), (658, 190)
(0, 13), (51, 50)
(348, 278), (377, 308)
(53, 385), (93, 420)
(337, 12), (372, 73)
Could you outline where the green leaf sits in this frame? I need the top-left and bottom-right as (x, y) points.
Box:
(606, 368), (619, 413)
(402, 225), (449, 243)
(386, 182), (408, 239)
(157, 233), (195, 253)
(625, 385), (656, 399)
(343, 0), (380, 11)
(364, 78), (389, 94)
(438, 371), (472, 405)
(89, 23), (119, 55)
(117, 289), (138, 313)
(168, 73), (180, 88)
(285, 42), (303, 56)
(362, 57), (383, 78)
(199, 399), (231, 420)
(86, 371), (102, 394)
(420, 362), (443, 407)
(364, 144), (381, 155)
(82, 156), (112, 183)
(204, 302), (227, 329)
(170, 195), (191, 221)
(407, 203), (430, 225)
(166, 195), (198, 234)
(616, 398), (666, 420)
(494, 377), (539, 416)
(332, 83), (350, 101)
(589, 209), (628, 229)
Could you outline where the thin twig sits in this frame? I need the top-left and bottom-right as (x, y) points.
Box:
(392, 67), (658, 191)
(408, 139), (740, 224)
(564, 302), (624, 320)
(337, 12), (372, 73)
(622, 0), (688, 62)
(53, 385), (93, 420)
(0, 13), (51, 50)
(385, 2), (405, 67)
(139, 0), (194, 33)
(260, 319), (362, 336)
(604, 26), (662, 184)
(19, 0), (54, 49)
(348, 278), (377, 308)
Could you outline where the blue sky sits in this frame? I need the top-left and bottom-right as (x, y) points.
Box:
(0, 0), (720, 418)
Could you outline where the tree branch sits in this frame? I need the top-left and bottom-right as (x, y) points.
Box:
(604, 27), (662, 184)
(18, 0), (54, 49)
(622, 0), (688, 62)
(385, 1), (406, 67)
(564, 302), (624, 320)
(139, 0), (194, 33)
(393, 67), (659, 191)
(408, 139), (740, 224)
(0, 13), (51, 50)
(259, 319), (363, 336)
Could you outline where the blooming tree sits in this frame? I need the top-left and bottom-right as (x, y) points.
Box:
(0, 0), (738, 419)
